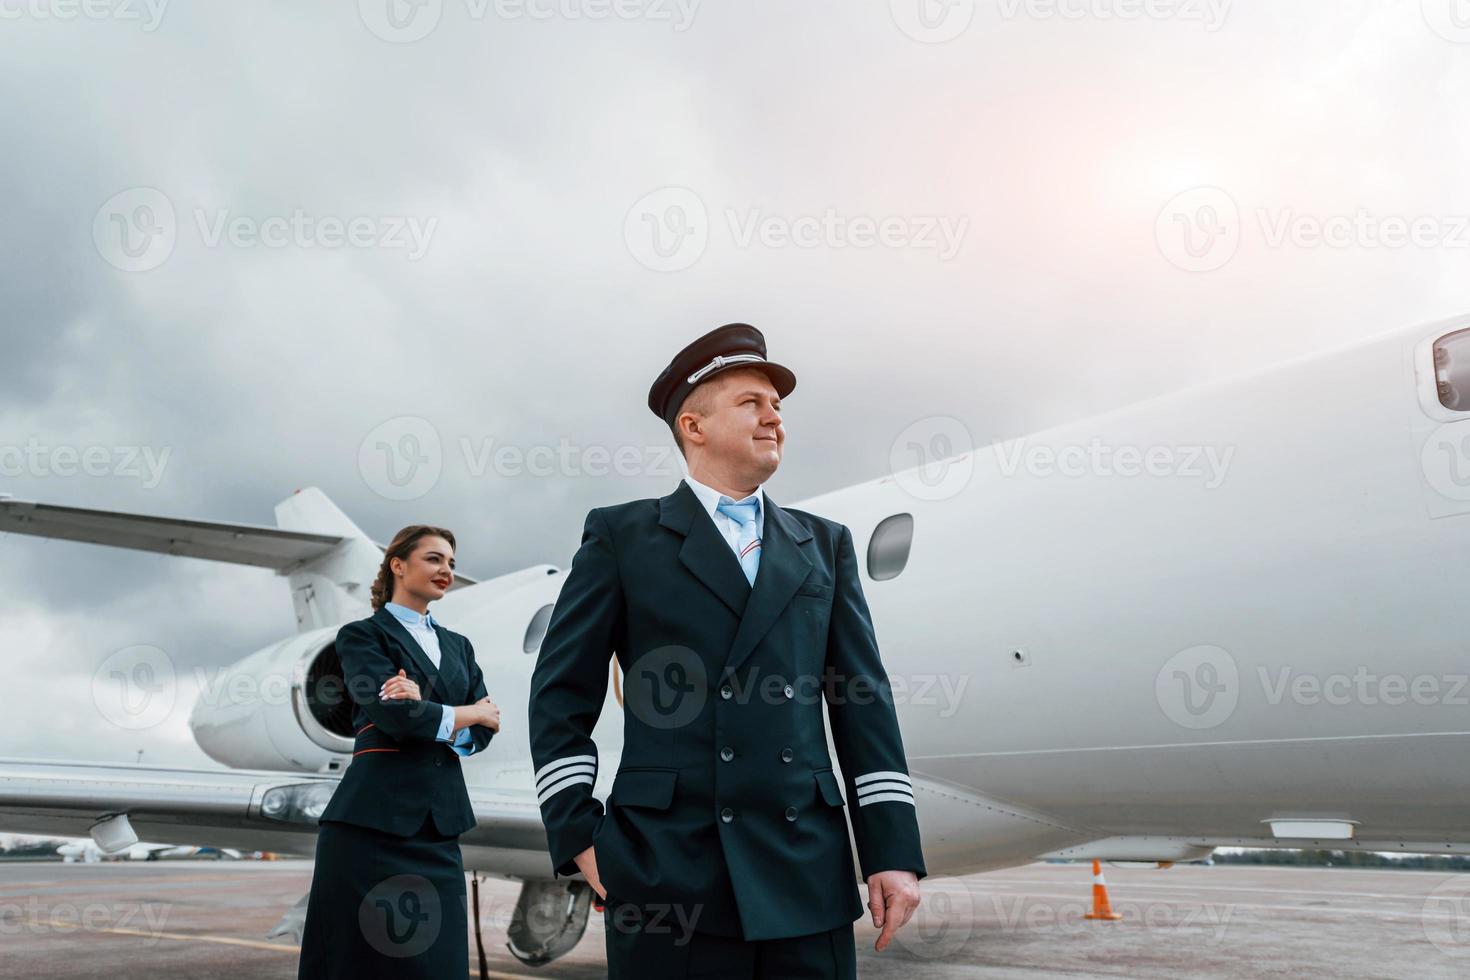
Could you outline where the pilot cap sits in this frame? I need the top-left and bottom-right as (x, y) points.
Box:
(647, 323), (797, 430)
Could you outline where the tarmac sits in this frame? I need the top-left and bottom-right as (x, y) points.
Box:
(0, 859), (1465, 978)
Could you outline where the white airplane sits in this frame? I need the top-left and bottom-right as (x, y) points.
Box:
(2, 315), (1467, 964)
(54, 840), (240, 862)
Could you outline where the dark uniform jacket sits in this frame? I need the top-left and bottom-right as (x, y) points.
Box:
(528, 480), (927, 941)
(319, 606), (496, 837)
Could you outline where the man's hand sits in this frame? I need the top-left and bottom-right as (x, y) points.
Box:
(474, 695), (501, 732)
(572, 845), (605, 900)
(379, 669), (421, 701)
(867, 870), (921, 952)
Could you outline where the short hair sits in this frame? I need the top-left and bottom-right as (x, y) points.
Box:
(671, 381), (718, 457)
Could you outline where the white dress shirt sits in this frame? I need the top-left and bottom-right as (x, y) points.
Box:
(383, 601), (477, 756)
(682, 474), (765, 559)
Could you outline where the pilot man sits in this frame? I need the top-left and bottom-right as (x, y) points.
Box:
(528, 323), (925, 978)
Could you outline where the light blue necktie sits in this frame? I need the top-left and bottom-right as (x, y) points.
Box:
(715, 498), (762, 586)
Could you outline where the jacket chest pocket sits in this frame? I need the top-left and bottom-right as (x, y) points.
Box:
(610, 768), (678, 810)
(794, 582), (833, 603)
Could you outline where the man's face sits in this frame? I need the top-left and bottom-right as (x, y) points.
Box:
(680, 368), (785, 480)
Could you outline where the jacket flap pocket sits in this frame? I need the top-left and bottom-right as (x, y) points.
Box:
(814, 769), (845, 807)
(795, 582), (833, 599)
(611, 768), (677, 809)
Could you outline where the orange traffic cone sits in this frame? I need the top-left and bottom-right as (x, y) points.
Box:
(1084, 859), (1122, 921)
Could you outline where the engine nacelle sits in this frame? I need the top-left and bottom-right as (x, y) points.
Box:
(188, 627), (355, 773)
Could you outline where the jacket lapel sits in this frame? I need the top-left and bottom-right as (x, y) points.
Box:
(657, 480), (816, 676)
(371, 605), (441, 686)
(722, 496), (813, 676)
(659, 480), (751, 619)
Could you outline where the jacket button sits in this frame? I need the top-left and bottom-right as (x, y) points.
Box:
(783, 684), (794, 700)
(435, 758), (443, 767)
(720, 747), (734, 762)
(784, 806), (798, 821)
(780, 748), (794, 763)
(720, 807), (735, 823)
(720, 685), (733, 700)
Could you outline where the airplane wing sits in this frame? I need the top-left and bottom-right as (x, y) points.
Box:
(0, 758), (544, 868)
(0, 497), (478, 585)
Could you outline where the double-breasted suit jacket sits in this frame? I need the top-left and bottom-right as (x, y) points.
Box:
(320, 606), (496, 837)
(528, 479), (927, 941)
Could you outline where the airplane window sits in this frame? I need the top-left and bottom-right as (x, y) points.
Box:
(866, 514), (914, 581)
(523, 603), (554, 653)
(1435, 328), (1470, 411)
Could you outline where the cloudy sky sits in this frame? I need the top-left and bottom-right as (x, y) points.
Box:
(3, 0), (1470, 768)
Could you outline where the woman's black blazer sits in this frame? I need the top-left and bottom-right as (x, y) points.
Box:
(318, 605), (496, 837)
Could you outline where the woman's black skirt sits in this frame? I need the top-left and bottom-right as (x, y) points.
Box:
(297, 815), (468, 979)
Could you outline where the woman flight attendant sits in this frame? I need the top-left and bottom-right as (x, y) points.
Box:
(298, 524), (501, 979)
